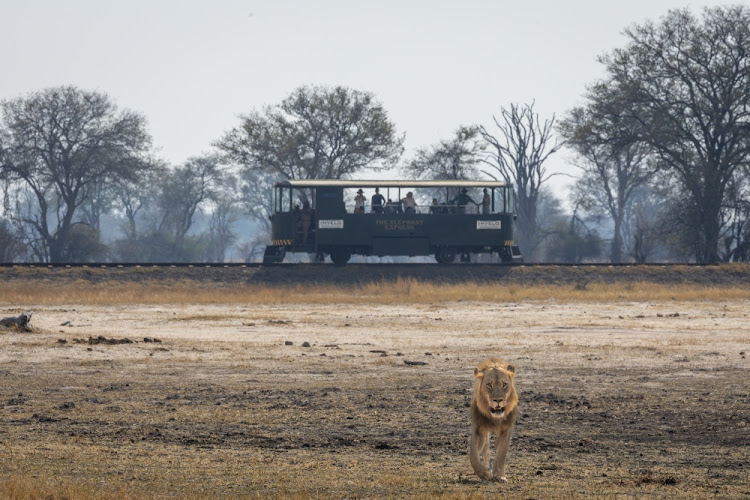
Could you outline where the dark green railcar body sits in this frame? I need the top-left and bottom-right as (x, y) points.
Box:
(264, 180), (522, 265)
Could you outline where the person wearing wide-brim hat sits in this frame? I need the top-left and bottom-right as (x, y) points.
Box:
(452, 188), (477, 214)
(354, 188), (366, 213)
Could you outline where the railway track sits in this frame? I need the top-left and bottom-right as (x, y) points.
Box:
(1, 261), (745, 288)
(0, 262), (264, 269)
(0, 261), (715, 268)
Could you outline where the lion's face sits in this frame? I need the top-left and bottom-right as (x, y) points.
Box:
(474, 363), (517, 420)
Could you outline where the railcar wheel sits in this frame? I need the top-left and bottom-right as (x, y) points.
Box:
(499, 247), (513, 263)
(330, 248), (351, 266)
(435, 248), (456, 264)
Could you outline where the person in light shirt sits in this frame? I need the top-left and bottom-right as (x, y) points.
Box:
(401, 191), (417, 214)
(354, 189), (366, 213)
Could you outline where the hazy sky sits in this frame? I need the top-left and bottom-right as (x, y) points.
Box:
(0, 0), (734, 195)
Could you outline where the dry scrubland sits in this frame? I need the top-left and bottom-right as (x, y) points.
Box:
(0, 265), (748, 499)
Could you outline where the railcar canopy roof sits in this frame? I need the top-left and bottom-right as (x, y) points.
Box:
(274, 179), (511, 188)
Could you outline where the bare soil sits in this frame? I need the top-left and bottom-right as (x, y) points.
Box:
(1, 289), (748, 498)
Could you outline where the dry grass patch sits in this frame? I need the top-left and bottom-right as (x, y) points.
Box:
(169, 314), (244, 322)
(0, 476), (130, 500)
(1, 278), (749, 306)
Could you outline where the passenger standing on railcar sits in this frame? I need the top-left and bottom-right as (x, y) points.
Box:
(354, 189), (366, 214)
(401, 191), (417, 214)
(371, 187), (385, 213)
(451, 188), (477, 214)
(429, 198), (440, 214)
(384, 199), (395, 214)
(481, 189), (491, 215)
(301, 200), (313, 244)
(293, 204), (302, 242)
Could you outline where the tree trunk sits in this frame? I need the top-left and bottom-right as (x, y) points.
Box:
(611, 218), (623, 264)
(0, 312), (32, 331)
(694, 178), (723, 264)
(698, 213), (722, 264)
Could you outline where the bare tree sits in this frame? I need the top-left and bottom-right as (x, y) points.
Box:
(205, 174), (239, 262)
(0, 172), (24, 262)
(156, 154), (224, 261)
(4, 187), (49, 261)
(112, 160), (168, 243)
(720, 174), (750, 262)
(238, 230), (271, 263)
(479, 102), (562, 259)
(543, 202), (604, 264)
(0, 218), (24, 262)
(236, 168), (275, 234)
(620, 184), (670, 263)
(559, 87), (658, 263)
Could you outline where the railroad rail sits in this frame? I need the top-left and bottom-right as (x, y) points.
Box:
(0, 262), (716, 268)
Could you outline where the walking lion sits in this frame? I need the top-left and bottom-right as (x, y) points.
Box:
(469, 358), (518, 482)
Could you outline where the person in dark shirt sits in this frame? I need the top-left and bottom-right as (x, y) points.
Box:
(429, 198), (440, 214)
(451, 188), (477, 214)
(301, 200), (313, 244)
(481, 188), (491, 214)
(371, 187), (386, 213)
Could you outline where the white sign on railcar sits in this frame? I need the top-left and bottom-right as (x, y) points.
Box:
(476, 220), (501, 230)
(319, 219), (344, 229)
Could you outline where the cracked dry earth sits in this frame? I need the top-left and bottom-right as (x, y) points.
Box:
(0, 300), (748, 498)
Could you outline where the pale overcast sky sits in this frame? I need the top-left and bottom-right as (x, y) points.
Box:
(0, 0), (735, 196)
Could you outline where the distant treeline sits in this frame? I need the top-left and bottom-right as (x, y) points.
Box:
(1, 6), (749, 264)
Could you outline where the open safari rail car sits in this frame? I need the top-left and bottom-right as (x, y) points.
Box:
(263, 179), (523, 265)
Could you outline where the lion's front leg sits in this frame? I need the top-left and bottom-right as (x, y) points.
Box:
(470, 427), (493, 480)
(480, 433), (490, 467)
(492, 427), (513, 483)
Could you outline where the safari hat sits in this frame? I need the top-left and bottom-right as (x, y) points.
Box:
(357, 189), (364, 193)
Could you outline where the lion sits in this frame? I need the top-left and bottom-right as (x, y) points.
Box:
(469, 358), (518, 482)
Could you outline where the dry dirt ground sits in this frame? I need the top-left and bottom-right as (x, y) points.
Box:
(1, 294), (748, 498)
